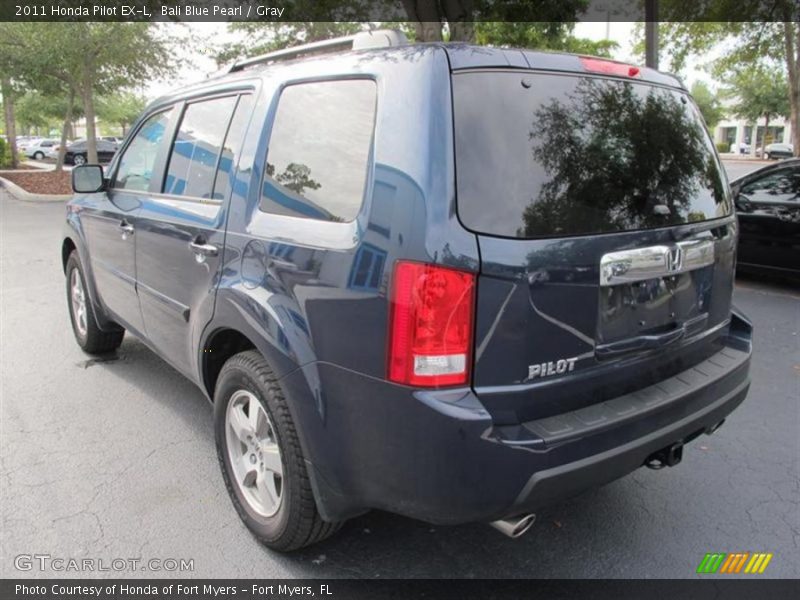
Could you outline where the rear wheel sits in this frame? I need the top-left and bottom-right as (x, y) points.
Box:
(73, 153), (87, 166)
(33, 151), (44, 160)
(66, 251), (124, 354)
(214, 350), (341, 551)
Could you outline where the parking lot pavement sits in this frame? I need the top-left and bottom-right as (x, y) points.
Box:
(720, 158), (772, 181)
(1, 190), (797, 579)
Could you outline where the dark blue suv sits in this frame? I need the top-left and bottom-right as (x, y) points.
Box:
(64, 32), (752, 550)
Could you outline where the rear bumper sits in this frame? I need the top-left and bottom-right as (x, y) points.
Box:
(283, 312), (752, 525)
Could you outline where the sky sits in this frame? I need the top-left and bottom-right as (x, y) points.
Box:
(144, 22), (712, 101)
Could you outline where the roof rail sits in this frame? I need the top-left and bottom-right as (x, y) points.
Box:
(227, 29), (408, 73)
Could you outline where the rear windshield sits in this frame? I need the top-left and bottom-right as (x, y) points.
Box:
(453, 71), (731, 238)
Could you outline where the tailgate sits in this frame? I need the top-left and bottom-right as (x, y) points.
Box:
(451, 68), (736, 424)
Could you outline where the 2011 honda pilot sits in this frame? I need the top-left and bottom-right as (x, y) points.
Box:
(63, 31), (753, 550)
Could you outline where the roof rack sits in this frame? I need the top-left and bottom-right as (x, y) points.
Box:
(226, 29), (408, 73)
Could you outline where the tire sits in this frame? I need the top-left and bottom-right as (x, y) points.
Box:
(66, 251), (124, 354)
(766, 153), (773, 160)
(214, 350), (342, 551)
(33, 151), (44, 160)
(73, 154), (87, 166)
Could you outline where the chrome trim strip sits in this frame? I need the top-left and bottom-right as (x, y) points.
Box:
(600, 239), (715, 286)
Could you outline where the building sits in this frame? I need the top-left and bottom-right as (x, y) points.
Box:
(714, 114), (791, 153)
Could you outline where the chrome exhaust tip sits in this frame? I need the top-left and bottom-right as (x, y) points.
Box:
(489, 513), (536, 538)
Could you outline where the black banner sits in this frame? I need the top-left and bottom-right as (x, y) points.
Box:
(1, 0), (798, 22)
(2, 580), (800, 600)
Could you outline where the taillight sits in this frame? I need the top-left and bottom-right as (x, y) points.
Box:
(580, 57), (641, 78)
(387, 261), (476, 387)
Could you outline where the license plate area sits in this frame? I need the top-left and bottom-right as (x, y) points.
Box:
(597, 240), (715, 350)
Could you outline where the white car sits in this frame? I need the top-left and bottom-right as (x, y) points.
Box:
(17, 137), (44, 151)
(24, 139), (58, 160)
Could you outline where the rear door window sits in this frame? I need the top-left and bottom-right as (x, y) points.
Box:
(163, 95), (239, 199)
(453, 71), (731, 238)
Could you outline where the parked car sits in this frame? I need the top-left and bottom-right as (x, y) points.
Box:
(63, 32), (752, 551)
(24, 138), (58, 160)
(732, 158), (800, 279)
(64, 139), (117, 165)
(16, 136), (42, 152)
(762, 142), (794, 160)
(101, 136), (124, 149)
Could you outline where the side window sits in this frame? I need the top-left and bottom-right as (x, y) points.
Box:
(114, 109), (173, 192)
(260, 79), (377, 222)
(163, 95), (239, 199)
(742, 168), (800, 202)
(212, 94), (254, 200)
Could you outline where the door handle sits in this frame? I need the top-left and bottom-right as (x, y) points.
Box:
(118, 221), (134, 237)
(189, 240), (219, 258)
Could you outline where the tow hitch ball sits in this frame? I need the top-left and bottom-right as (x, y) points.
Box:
(645, 442), (684, 470)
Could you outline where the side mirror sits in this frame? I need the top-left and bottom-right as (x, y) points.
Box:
(734, 193), (752, 212)
(72, 165), (106, 193)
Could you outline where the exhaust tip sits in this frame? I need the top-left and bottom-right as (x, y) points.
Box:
(489, 513), (536, 538)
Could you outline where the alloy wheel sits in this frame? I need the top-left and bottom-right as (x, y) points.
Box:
(225, 390), (284, 517)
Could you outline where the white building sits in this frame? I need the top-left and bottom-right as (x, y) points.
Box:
(714, 114), (791, 154)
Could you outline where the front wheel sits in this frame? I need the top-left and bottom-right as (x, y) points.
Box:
(214, 350), (341, 551)
(66, 251), (124, 354)
(33, 151), (44, 160)
(72, 154), (87, 166)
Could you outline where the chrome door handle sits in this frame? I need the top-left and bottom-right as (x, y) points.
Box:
(118, 222), (134, 237)
(189, 241), (219, 257)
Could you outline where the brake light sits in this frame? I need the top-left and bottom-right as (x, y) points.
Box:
(580, 57), (641, 78)
(387, 261), (475, 387)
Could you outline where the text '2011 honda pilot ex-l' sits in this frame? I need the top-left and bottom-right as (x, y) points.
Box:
(64, 31), (752, 550)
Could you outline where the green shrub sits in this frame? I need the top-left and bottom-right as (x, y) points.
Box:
(0, 137), (8, 168)
(715, 141), (730, 154)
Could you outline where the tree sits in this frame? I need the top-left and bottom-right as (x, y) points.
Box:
(217, 18), (610, 66)
(0, 23), (175, 164)
(649, 2), (800, 155)
(475, 22), (617, 56)
(15, 91), (84, 136)
(400, 0), (590, 42)
(96, 92), (147, 135)
(690, 81), (724, 130)
(723, 66), (790, 151)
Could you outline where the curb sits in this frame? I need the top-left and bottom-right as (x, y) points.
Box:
(0, 176), (72, 203)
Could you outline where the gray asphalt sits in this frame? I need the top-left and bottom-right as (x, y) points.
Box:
(1, 161), (797, 578)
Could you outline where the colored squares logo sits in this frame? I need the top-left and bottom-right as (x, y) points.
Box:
(697, 552), (773, 574)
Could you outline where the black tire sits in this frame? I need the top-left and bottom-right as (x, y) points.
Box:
(766, 153), (773, 160)
(214, 350), (341, 551)
(73, 153), (87, 166)
(33, 151), (44, 160)
(65, 251), (124, 354)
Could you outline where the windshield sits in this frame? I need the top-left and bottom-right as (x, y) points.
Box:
(453, 71), (731, 238)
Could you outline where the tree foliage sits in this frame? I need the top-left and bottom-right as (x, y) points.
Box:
(96, 92), (147, 134)
(0, 23), (175, 165)
(690, 81), (724, 129)
(647, 1), (800, 155)
(723, 66), (790, 123)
